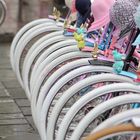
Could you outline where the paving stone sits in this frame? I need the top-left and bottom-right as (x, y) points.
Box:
(0, 118), (28, 125)
(15, 99), (30, 107)
(0, 99), (21, 113)
(0, 64), (12, 69)
(0, 113), (24, 120)
(0, 70), (16, 81)
(0, 58), (10, 64)
(0, 89), (10, 97)
(0, 125), (34, 137)
(0, 82), (5, 89)
(0, 58), (11, 69)
(25, 116), (37, 131)
(21, 107), (32, 116)
(2, 133), (41, 140)
(0, 45), (10, 58)
(6, 88), (26, 99)
(2, 80), (21, 89)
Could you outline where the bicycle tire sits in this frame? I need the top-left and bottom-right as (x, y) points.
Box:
(29, 44), (78, 93)
(31, 53), (92, 126)
(31, 58), (92, 127)
(14, 24), (62, 94)
(47, 76), (134, 140)
(22, 31), (64, 96)
(69, 94), (140, 140)
(10, 19), (55, 71)
(22, 34), (73, 98)
(30, 39), (76, 87)
(31, 52), (91, 101)
(13, 24), (60, 88)
(56, 83), (140, 140)
(25, 45), (77, 99)
(38, 68), (114, 138)
(93, 108), (140, 133)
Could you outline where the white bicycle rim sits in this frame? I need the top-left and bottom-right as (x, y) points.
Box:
(31, 52), (92, 104)
(47, 75), (134, 140)
(41, 70), (123, 139)
(14, 24), (62, 90)
(22, 30), (64, 90)
(37, 66), (112, 125)
(30, 39), (77, 88)
(31, 52), (92, 126)
(10, 19), (55, 71)
(15, 25), (62, 89)
(0, 0), (7, 26)
(26, 45), (77, 99)
(93, 108), (140, 133)
(29, 44), (78, 95)
(69, 93), (140, 140)
(22, 34), (73, 98)
(13, 24), (60, 87)
(56, 83), (140, 140)
(31, 58), (92, 127)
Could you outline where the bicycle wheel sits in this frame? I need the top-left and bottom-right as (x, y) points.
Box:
(47, 76), (134, 140)
(69, 93), (140, 140)
(45, 73), (134, 139)
(29, 44), (78, 93)
(31, 53), (92, 126)
(26, 45), (78, 99)
(31, 52), (91, 101)
(29, 39), (76, 89)
(22, 34), (74, 98)
(56, 83), (140, 140)
(38, 69), (117, 138)
(10, 19), (55, 71)
(85, 123), (140, 140)
(93, 108), (140, 133)
(14, 24), (62, 92)
(31, 56), (115, 107)
(31, 58), (90, 126)
(21, 31), (62, 98)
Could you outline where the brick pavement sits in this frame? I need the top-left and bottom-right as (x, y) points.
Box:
(0, 43), (40, 139)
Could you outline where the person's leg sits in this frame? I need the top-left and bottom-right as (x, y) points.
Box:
(76, 12), (83, 28)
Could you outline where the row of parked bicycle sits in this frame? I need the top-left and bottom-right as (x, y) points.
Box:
(9, 0), (140, 139)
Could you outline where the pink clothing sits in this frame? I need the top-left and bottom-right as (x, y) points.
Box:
(88, 0), (115, 32)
